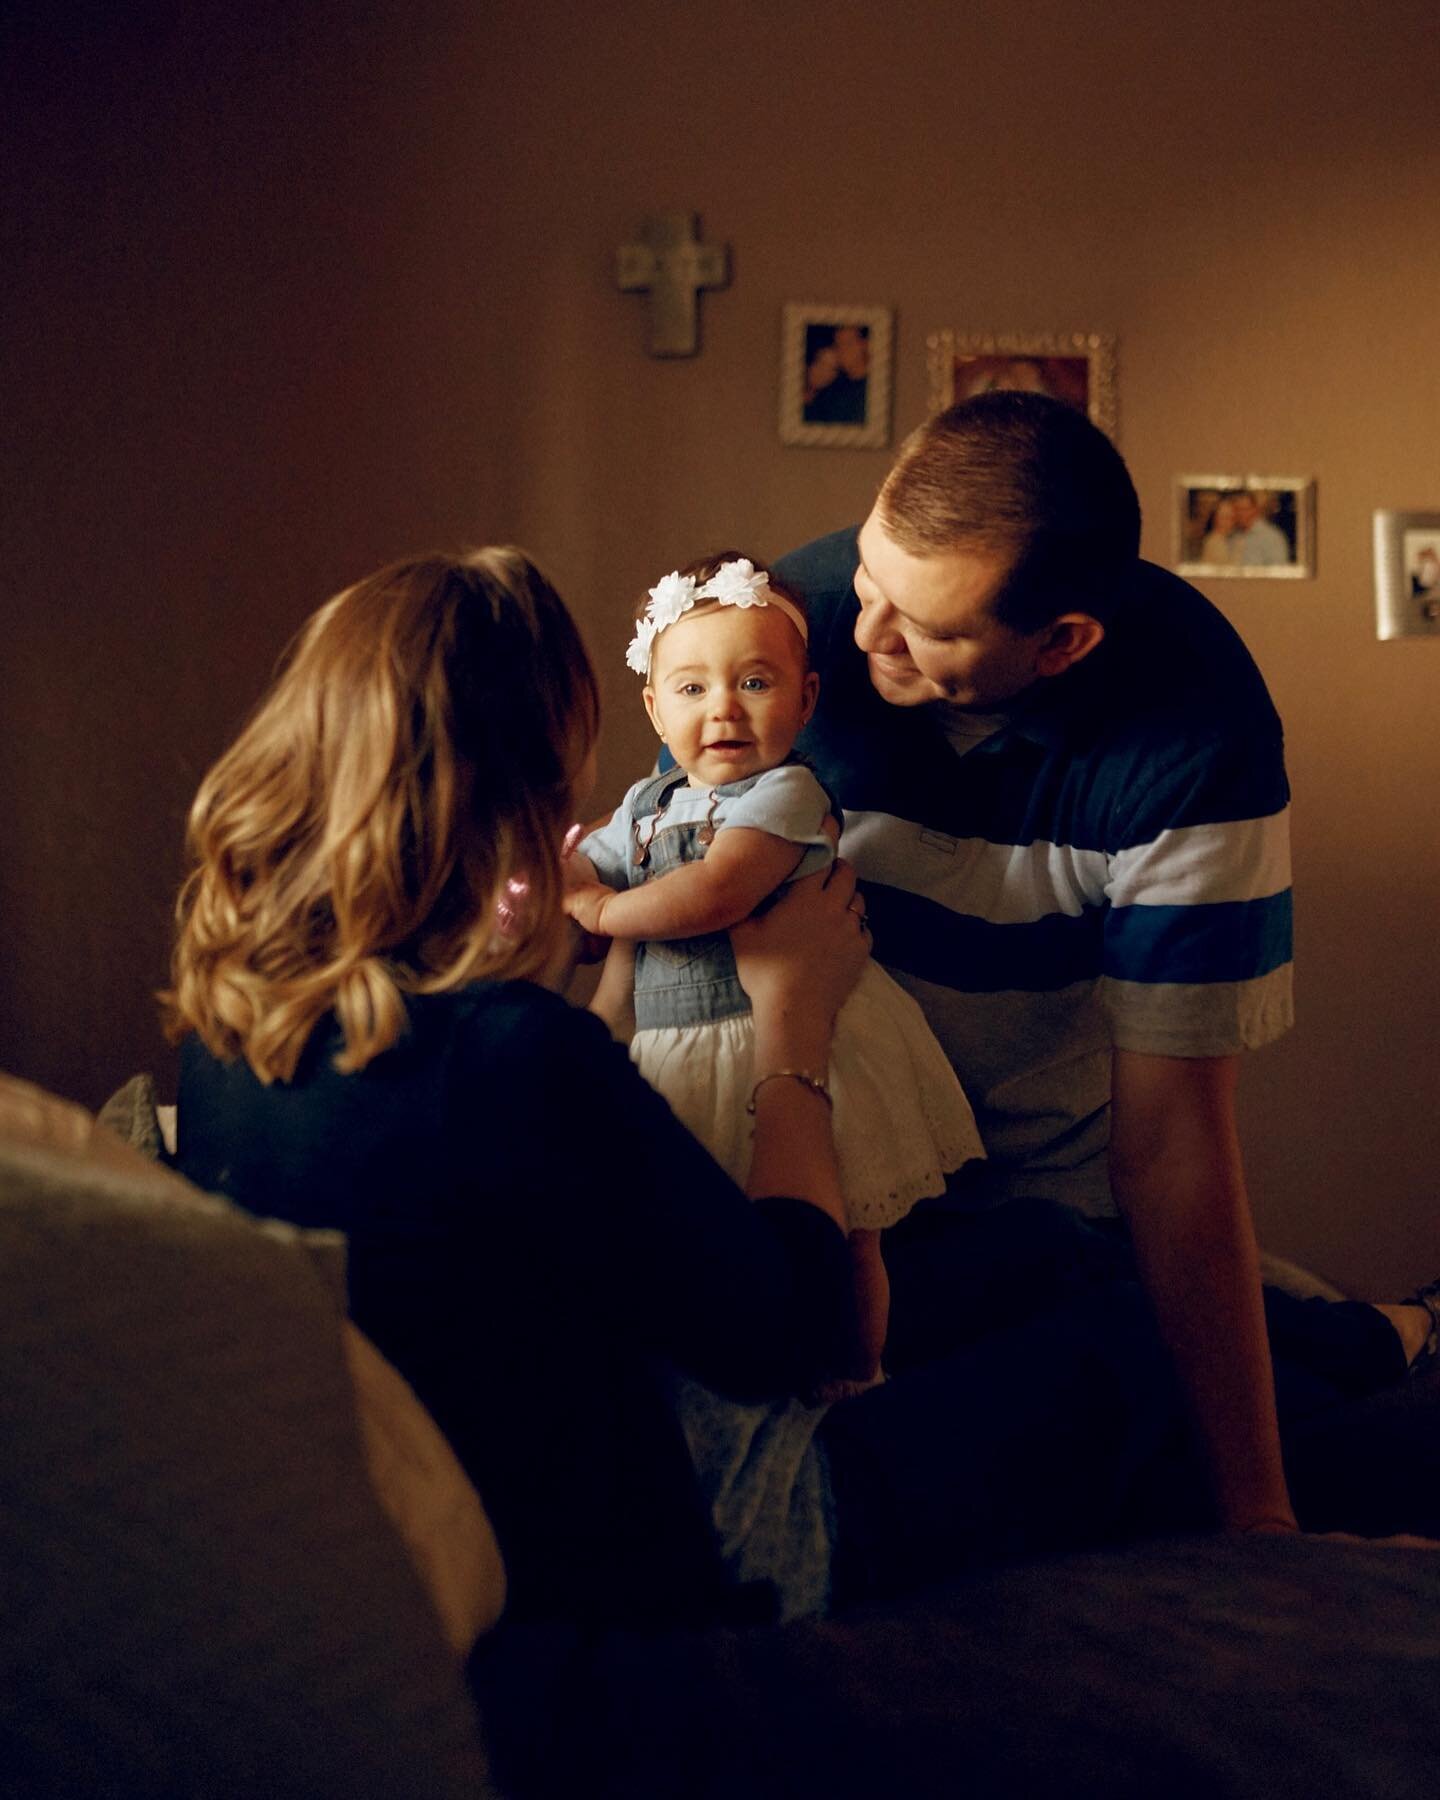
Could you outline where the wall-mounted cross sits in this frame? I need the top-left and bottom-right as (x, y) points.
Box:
(616, 213), (729, 358)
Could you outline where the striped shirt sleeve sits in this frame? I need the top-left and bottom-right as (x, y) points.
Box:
(1100, 733), (1294, 1056)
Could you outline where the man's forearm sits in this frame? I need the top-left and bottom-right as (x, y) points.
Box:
(1110, 1051), (1297, 1533)
(1120, 1172), (1295, 1530)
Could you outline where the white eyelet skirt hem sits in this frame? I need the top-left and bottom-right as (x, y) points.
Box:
(632, 962), (985, 1229)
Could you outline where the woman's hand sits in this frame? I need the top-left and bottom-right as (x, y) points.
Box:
(731, 860), (870, 1053)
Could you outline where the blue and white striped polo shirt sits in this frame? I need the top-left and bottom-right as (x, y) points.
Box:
(777, 529), (1294, 1215)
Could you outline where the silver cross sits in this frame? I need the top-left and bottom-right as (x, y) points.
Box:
(616, 213), (729, 358)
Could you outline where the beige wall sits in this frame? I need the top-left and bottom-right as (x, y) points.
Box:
(4, 1), (1436, 1292)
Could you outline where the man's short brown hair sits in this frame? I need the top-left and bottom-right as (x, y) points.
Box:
(877, 391), (1141, 632)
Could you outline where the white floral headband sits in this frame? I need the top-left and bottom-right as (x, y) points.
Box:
(626, 558), (809, 676)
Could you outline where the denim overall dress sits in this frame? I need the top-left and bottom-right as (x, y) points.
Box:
(621, 764), (830, 1034)
(579, 760), (985, 1229)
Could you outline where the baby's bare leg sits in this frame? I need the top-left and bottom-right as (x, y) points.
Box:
(848, 1227), (890, 1382)
(811, 1230), (889, 1405)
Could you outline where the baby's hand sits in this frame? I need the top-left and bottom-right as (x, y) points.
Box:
(563, 882), (615, 937)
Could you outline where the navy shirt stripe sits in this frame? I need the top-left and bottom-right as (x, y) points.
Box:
(867, 883), (1104, 994)
(1104, 891), (1294, 985)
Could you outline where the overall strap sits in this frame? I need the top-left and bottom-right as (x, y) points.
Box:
(631, 763), (693, 822)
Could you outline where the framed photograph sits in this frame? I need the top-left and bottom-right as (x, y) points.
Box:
(927, 330), (1117, 438)
(779, 304), (894, 449)
(1373, 510), (1440, 639)
(1174, 476), (1315, 580)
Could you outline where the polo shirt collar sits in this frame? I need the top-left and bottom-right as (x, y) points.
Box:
(1002, 650), (1112, 749)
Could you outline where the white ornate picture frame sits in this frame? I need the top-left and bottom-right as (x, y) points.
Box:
(927, 330), (1118, 439)
(1174, 475), (1316, 580)
(779, 303), (894, 449)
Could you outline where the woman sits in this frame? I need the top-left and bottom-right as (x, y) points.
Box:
(1200, 493), (1238, 564)
(164, 548), (1198, 1630)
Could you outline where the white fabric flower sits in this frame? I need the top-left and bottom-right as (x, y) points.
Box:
(698, 559), (769, 606)
(626, 560), (793, 675)
(646, 571), (698, 630)
(626, 614), (659, 675)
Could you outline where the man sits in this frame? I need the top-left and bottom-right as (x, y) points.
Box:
(1227, 490), (1292, 566)
(778, 391), (1434, 1536)
(804, 324), (870, 426)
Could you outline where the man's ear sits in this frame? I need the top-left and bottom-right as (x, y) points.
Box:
(800, 669), (820, 725)
(642, 686), (666, 739)
(1034, 613), (1104, 679)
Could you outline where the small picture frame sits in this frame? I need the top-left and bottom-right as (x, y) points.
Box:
(780, 303), (894, 449)
(927, 330), (1118, 438)
(1174, 476), (1315, 580)
(1373, 510), (1440, 639)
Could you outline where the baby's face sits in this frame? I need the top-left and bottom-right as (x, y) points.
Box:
(644, 602), (818, 788)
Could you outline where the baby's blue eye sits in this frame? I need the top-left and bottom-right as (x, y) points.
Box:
(678, 682), (704, 696)
(741, 676), (769, 692)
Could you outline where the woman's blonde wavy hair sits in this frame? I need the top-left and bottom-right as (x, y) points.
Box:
(161, 548), (600, 1084)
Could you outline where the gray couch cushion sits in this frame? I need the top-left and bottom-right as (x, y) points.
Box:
(480, 1531), (1440, 1798)
(0, 1087), (496, 1798)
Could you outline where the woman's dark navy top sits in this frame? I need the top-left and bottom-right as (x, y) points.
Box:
(175, 981), (853, 1627)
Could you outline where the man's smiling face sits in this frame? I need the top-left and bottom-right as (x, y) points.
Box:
(852, 507), (1051, 710)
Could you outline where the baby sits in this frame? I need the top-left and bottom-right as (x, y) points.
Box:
(565, 553), (984, 1390)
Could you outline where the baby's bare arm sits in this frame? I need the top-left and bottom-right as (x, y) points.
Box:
(564, 827), (803, 940)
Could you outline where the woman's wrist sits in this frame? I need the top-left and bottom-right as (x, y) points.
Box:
(750, 996), (835, 1071)
(752, 1029), (833, 1081)
(747, 1069), (833, 1115)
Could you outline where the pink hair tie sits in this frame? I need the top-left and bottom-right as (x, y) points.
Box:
(494, 875), (530, 937)
(496, 827), (583, 935)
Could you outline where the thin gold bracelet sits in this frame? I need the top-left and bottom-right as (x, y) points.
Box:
(746, 1069), (833, 1114)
